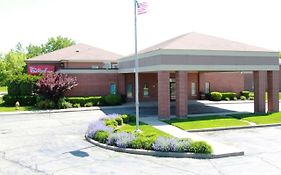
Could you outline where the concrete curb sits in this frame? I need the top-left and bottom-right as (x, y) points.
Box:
(187, 123), (281, 132)
(85, 136), (244, 159)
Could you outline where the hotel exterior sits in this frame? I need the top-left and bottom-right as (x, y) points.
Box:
(26, 32), (280, 119)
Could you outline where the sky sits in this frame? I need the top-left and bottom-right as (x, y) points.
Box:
(0, 0), (280, 56)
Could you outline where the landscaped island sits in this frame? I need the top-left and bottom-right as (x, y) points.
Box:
(85, 114), (213, 156)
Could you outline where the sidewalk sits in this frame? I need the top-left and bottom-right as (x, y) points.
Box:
(140, 116), (244, 157)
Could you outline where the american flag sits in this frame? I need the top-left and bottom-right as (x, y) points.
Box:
(136, 1), (148, 15)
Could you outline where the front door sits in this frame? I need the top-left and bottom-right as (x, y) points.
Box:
(170, 78), (176, 101)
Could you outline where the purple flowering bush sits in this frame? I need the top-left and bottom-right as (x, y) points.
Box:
(107, 132), (135, 148)
(86, 113), (213, 154)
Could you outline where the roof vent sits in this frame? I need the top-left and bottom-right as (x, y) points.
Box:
(76, 49), (80, 52)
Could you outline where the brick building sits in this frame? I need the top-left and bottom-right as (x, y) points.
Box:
(26, 32), (279, 118)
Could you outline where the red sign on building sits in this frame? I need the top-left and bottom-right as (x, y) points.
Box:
(27, 65), (55, 75)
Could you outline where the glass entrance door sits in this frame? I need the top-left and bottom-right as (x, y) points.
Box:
(170, 78), (176, 101)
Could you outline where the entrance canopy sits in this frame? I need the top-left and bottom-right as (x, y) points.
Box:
(118, 32), (279, 73)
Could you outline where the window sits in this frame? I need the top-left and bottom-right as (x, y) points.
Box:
(91, 65), (99, 69)
(191, 82), (196, 96)
(143, 84), (149, 97)
(127, 84), (133, 98)
(111, 63), (118, 69)
(110, 83), (117, 95)
(103, 61), (111, 69)
(205, 82), (210, 94)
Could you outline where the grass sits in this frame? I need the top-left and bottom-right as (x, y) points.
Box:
(230, 112), (281, 125)
(119, 121), (171, 138)
(0, 106), (36, 112)
(0, 86), (7, 92)
(165, 116), (249, 130)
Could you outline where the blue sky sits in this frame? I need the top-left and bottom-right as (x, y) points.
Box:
(0, 0), (280, 55)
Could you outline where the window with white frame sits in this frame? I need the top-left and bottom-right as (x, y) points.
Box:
(205, 82), (210, 94)
(191, 82), (196, 96)
(143, 84), (149, 97)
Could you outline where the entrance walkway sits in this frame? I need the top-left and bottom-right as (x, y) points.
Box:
(140, 116), (244, 157)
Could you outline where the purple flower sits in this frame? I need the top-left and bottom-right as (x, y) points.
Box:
(152, 137), (191, 152)
(106, 132), (135, 148)
(86, 120), (113, 138)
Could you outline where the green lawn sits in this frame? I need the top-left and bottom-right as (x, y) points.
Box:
(119, 121), (171, 138)
(165, 116), (249, 130)
(0, 86), (7, 92)
(230, 112), (281, 125)
(0, 106), (36, 112)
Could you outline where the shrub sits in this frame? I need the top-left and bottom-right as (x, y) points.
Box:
(233, 97), (238, 101)
(225, 97), (230, 101)
(84, 102), (93, 107)
(210, 92), (222, 101)
(106, 132), (135, 148)
(249, 96), (254, 100)
(36, 99), (56, 109)
(241, 91), (250, 99)
(57, 98), (72, 109)
(65, 96), (104, 106)
(121, 114), (129, 124)
(93, 130), (110, 144)
(189, 141), (213, 154)
(174, 139), (192, 152)
(104, 94), (122, 106)
(36, 73), (78, 104)
(73, 103), (81, 108)
(114, 117), (123, 126)
(152, 137), (177, 152)
(131, 136), (156, 150)
(128, 114), (136, 123)
(104, 118), (118, 128)
(3, 95), (37, 106)
(221, 92), (237, 100)
(7, 74), (40, 96)
(86, 120), (113, 138)
(240, 96), (246, 100)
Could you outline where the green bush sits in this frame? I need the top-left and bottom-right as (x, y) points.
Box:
(104, 119), (118, 128)
(93, 130), (109, 143)
(210, 92), (222, 101)
(36, 99), (56, 109)
(189, 141), (213, 154)
(73, 103), (81, 108)
(249, 96), (254, 100)
(84, 102), (93, 107)
(128, 114), (136, 123)
(65, 96), (104, 106)
(2, 95), (37, 106)
(57, 98), (72, 109)
(233, 97), (238, 101)
(221, 92), (237, 100)
(114, 117), (123, 126)
(121, 114), (129, 124)
(225, 97), (230, 101)
(241, 91), (250, 99)
(104, 94), (122, 106)
(7, 74), (40, 96)
(240, 96), (246, 100)
(131, 136), (155, 150)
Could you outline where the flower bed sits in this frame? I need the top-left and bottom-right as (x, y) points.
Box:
(86, 114), (213, 154)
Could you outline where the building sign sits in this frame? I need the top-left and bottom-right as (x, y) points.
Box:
(28, 65), (55, 75)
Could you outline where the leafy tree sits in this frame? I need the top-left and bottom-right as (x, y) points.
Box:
(43, 36), (75, 53)
(26, 44), (44, 59)
(36, 73), (78, 104)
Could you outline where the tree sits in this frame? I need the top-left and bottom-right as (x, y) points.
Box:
(43, 36), (75, 53)
(36, 73), (78, 104)
(279, 52), (281, 58)
(26, 36), (75, 59)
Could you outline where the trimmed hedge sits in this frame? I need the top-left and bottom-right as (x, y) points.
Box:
(7, 74), (40, 96)
(210, 92), (222, 101)
(104, 94), (122, 106)
(3, 95), (37, 106)
(65, 96), (105, 106)
(241, 91), (250, 99)
(221, 92), (237, 100)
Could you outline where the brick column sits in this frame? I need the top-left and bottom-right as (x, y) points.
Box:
(158, 72), (170, 119)
(176, 71), (188, 118)
(254, 71), (266, 113)
(117, 74), (126, 95)
(267, 71), (279, 112)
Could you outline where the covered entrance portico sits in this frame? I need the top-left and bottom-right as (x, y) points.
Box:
(118, 33), (279, 119)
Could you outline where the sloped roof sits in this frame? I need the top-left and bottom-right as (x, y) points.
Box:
(140, 32), (272, 53)
(26, 43), (122, 63)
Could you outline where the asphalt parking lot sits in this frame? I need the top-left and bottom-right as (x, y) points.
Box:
(1, 102), (281, 175)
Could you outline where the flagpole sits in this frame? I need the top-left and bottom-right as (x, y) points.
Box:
(134, 0), (140, 132)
